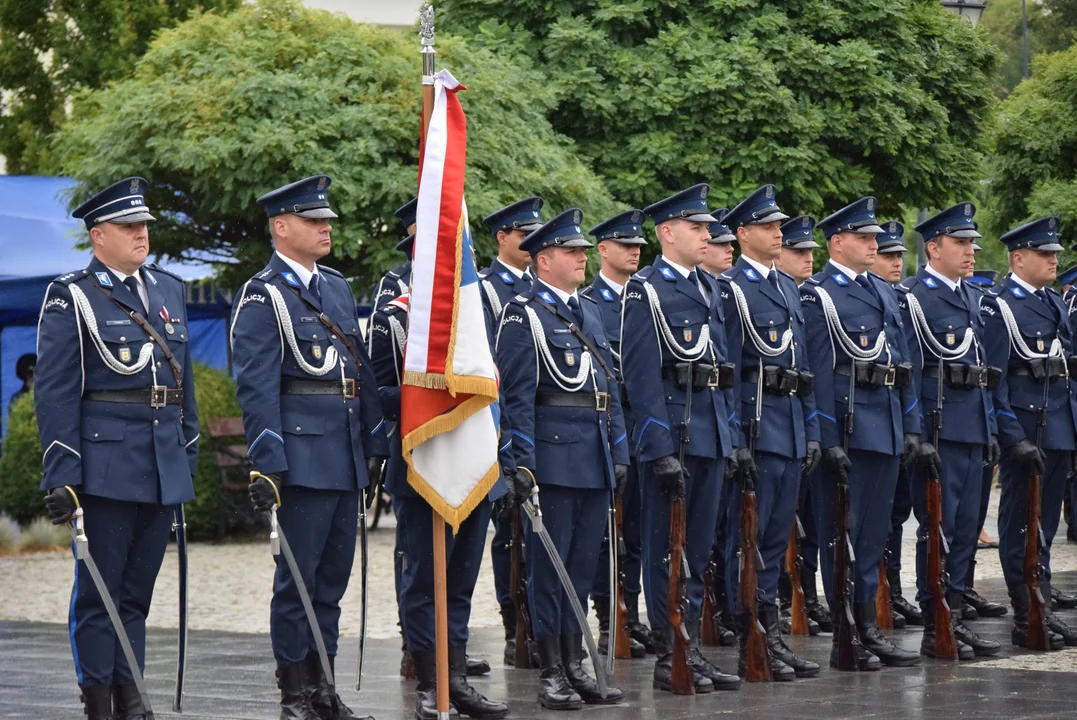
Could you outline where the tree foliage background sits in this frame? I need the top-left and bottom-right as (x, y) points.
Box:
(50, 0), (619, 290)
(0, 0), (240, 174)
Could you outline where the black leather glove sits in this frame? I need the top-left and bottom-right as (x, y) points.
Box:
(249, 472), (283, 513)
(614, 464), (629, 499)
(725, 452), (739, 481)
(823, 446), (852, 481)
(491, 494), (512, 522)
(508, 467), (536, 503)
(733, 447), (757, 485)
(1010, 439), (1046, 476)
(364, 456), (387, 509)
(651, 455), (685, 500)
(916, 441), (942, 479)
(44, 486), (78, 526)
(802, 440), (822, 476)
(902, 433), (921, 469)
(985, 436), (1001, 468)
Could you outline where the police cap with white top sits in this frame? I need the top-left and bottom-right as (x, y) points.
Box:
(257, 175), (338, 219)
(72, 177), (156, 230)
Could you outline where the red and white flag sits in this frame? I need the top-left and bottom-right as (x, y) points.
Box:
(401, 70), (500, 531)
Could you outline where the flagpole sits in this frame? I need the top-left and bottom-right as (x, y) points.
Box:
(418, 5), (449, 719)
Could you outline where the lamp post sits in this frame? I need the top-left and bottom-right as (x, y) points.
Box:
(940, 0), (988, 27)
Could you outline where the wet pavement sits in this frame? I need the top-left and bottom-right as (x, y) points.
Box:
(4, 570), (1077, 719)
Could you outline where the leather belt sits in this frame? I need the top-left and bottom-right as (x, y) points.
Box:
(281, 377), (357, 399)
(536, 391), (610, 412)
(741, 366), (815, 398)
(661, 363), (735, 391)
(84, 387), (184, 408)
(923, 363), (1000, 390)
(834, 361), (911, 389)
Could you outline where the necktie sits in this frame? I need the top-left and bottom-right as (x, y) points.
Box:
(856, 274), (879, 302)
(567, 296), (584, 327)
(1036, 289), (1059, 321)
(309, 273), (322, 304)
(688, 270), (709, 303)
(123, 277), (146, 315)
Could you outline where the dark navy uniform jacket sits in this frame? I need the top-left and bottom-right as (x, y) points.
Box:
(896, 268), (995, 445)
(800, 261), (921, 453)
(480, 258), (532, 322)
(230, 252), (388, 491)
(581, 273), (635, 456)
(369, 261), (411, 310)
(497, 283), (629, 489)
(717, 257), (820, 459)
(367, 297), (510, 501)
(35, 257), (200, 505)
(981, 275), (1077, 451)
(620, 257), (736, 464)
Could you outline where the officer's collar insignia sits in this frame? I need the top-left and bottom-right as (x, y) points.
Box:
(281, 271), (301, 288)
(145, 271), (157, 286)
(659, 266), (676, 280)
(600, 288), (614, 301)
(832, 273), (849, 286)
(565, 349), (576, 366)
(923, 276), (938, 289)
(95, 271), (113, 287)
(499, 271), (514, 284)
(1011, 286), (1026, 298)
(744, 268), (760, 282)
(539, 290), (556, 305)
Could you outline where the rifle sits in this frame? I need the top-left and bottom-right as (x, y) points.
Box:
(510, 504), (537, 668)
(875, 550), (893, 630)
(701, 553), (720, 646)
(926, 356), (959, 659)
(667, 362), (694, 695)
(1024, 362), (1052, 650)
(612, 500), (633, 659)
(832, 361), (860, 671)
(786, 513), (810, 636)
(740, 363), (772, 681)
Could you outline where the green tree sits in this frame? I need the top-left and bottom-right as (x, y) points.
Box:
(980, 0), (1051, 95)
(0, 393), (43, 525)
(0, 0), (240, 174)
(438, 0), (999, 221)
(50, 0), (618, 290)
(1039, 0), (1077, 52)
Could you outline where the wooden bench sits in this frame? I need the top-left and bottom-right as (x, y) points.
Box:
(207, 417), (262, 539)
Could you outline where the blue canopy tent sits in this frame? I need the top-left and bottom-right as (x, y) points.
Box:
(0, 176), (232, 430)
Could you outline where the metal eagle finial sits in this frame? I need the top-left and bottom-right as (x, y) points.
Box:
(420, 3), (435, 48)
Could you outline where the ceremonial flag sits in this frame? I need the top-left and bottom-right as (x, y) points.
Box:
(401, 69), (500, 532)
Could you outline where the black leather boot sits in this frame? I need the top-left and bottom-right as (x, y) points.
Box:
(947, 591), (1001, 657)
(536, 635), (581, 710)
(448, 645), (509, 718)
(625, 592), (656, 653)
(1009, 583), (1064, 650)
(687, 619), (740, 690)
(963, 560), (1007, 618)
(80, 684), (113, 720)
(653, 623), (713, 693)
(412, 649), (439, 720)
(307, 655), (371, 720)
(595, 597), (645, 658)
(888, 566), (923, 626)
(499, 604), (516, 667)
(277, 660), (321, 720)
(1042, 581), (1077, 646)
(802, 571), (833, 633)
(854, 602), (920, 667)
(465, 656), (490, 677)
(561, 634), (622, 704)
(761, 605), (819, 678)
(1052, 586), (1077, 609)
(112, 682), (147, 720)
(919, 600), (974, 660)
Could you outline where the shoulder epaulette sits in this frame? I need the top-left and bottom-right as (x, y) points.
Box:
(775, 268), (795, 282)
(718, 266), (740, 282)
(53, 269), (88, 285)
(634, 266), (656, 281)
(580, 291), (598, 305)
(805, 274), (823, 286)
(318, 264), (344, 278)
(580, 286), (594, 299)
(145, 262), (184, 283)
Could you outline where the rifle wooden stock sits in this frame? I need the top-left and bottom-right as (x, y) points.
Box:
(741, 488), (772, 681)
(1025, 472), (1051, 650)
(667, 497), (695, 694)
(876, 554), (893, 629)
(787, 517), (810, 636)
(510, 505), (535, 668)
(832, 476), (860, 671)
(613, 500), (633, 659)
(701, 555), (719, 646)
(926, 476), (958, 660)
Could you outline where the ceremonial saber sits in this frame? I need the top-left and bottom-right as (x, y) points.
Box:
(355, 501), (370, 691)
(173, 504), (189, 712)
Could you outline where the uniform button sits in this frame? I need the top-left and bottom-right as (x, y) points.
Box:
(93, 433), (99, 438)
(860, 325), (865, 330)
(153, 420), (159, 426)
(553, 435), (559, 440)
(296, 426), (302, 432)
(180, 334), (185, 340)
(157, 362), (162, 368)
(120, 336), (127, 342)
(313, 334), (319, 339)
(349, 408), (354, 414)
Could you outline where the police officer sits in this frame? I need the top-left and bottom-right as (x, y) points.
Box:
(868, 222), (919, 629)
(896, 203), (1001, 659)
(230, 175), (387, 720)
(700, 209), (736, 278)
(717, 186), (821, 680)
(1060, 263), (1077, 547)
(621, 184), (741, 693)
(800, 197), (922, 670)
(367, 291), (509, 720)
(583, 209), (652, 658)
(37, 177), (199, 720)
(369, 198), (417, 310)
(479, 197), (543, 664)
(772, 214), (831, 635)
(981, 216), (1077, 649)
(497, 208), (627, 709)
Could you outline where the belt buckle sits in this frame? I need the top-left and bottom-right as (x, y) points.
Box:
(342, 378), (357, 399)
(150, 386), (168, 408)
(884, 367), (896, 387)
(594, 392), (610, 412)
(706, 367), (720, 388)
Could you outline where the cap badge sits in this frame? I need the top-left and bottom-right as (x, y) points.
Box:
(573, 210), (581, 224)
(867, 198), (875, 211)
(129, 179), (140, 193)
(317, 177), (327, 191)
(765, 185), (774, 198)
(964, 203), (972, 216)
